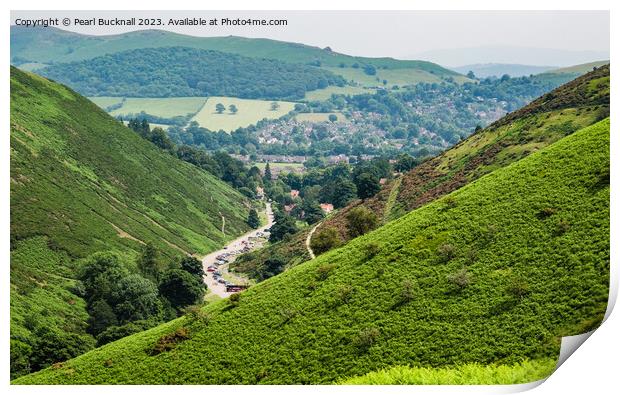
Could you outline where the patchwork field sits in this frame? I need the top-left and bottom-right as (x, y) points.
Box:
(304, 85), (373, 101)
(191, 97), (296, 132)
(295, 112), (347, 122)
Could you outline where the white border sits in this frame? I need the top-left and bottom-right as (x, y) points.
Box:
(2, 1), (617, 394)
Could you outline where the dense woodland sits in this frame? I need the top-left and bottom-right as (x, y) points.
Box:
(40, 47), (346, 99)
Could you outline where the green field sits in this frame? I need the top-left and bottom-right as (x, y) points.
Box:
(88, 96), (125, 108)
(14, 117), (610, 384)
(324, 66), (461, 87)
(108, 97), (207, 118)
(304, 85), (374, 101)
(295, 112), (347, 122)
(191, 97), (296, 132)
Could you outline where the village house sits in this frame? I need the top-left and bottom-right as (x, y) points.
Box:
(319, 203), (334, 213)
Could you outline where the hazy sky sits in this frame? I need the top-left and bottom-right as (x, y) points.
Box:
(11, 10), (610, 66)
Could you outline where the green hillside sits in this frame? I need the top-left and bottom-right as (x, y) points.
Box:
(543, 60), (609, 75)
(11, 26), (464, 86)
(38, 46), (345, 99)
(10, 67), (251, 377)
(14, 117), (609, 384)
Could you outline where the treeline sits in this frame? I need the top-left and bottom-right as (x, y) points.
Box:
(40, 46), (346, 100)
(80, 246), (205, 346)
(13, 245), (206, 377)
(127, 119), (262, 199)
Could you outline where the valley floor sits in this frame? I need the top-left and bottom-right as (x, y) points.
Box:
(202, 202), (275, 297)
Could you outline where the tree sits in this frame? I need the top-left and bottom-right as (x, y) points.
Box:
(87, 299), (118, 335)
(215, 103), (226, 114)
(263, 163), (272, 182)
(346, 206), (379, 238)
(179, 256), (205, 282)
(354, 172), (381, 199)
(150, 127), (174, 151)
(269, 213), (298, 242)
(363, 64), (377, 76)
(310, 227), (342, 255)
(159, 269), (205, 310)
(395, 153), (418, 172)
(302, 200), (324, 225)
(138, 242), (162, 282)
(79, 252), (129, 303)
(229, 104), (238, 114)
(247, 208), (261, 229)
(328, 114), (338, 122)
(111, 274), (162, 323)
(466, 70), (476, 79)
(270, 101), (280, 111)
(262, 256), (286, 279)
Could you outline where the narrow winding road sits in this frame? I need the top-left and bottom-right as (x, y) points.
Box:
(201, 202), (274, 298)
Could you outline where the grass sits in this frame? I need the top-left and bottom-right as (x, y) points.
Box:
(13, 118), (609, 384)
(10, 67), (252, 377)
(339, 359), (556, 384)
(323, 66), (466, 87)
(191, 97), (296, 132)
(304, 85), (373, 101)
(108, 97), (207, 118)
(295, 113), (346, 122)
(88, 96), (124, 109)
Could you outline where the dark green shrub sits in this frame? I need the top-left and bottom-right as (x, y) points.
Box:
(316, 263), (336, 281)
(437, 243), (457, 262)
(538, 207), (557, 219)
(447, 268), (472, 290)
(150, 327), (190, 355)
(363, 242), (382, 259)
(353, 327), (380, 352)
(336, 285), (353, 305)
(346, 207), (379, 238)
(507, 277), (530, 299)
(310, 227), (342, 255)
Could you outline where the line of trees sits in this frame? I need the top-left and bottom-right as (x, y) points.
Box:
(81, 245), (206, 347)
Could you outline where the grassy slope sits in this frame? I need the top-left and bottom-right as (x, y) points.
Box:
(11, 67), (251, 258)
(10, 67), (251, 374)
(320, 64), (610, 241)
(14, 118), (609, 384)
(191, 97), (296, 132)
(10, 26), (464, 85)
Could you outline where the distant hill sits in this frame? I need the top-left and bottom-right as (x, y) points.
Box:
(540, 60), (609, 75)
(10, 26), (466, 87)
(414, 45), (609, 68)
(14, 114), (609, 384)
(37, 46), (346, 99)
(10, 67), (251, 377)
(452, 63), (556, 78)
